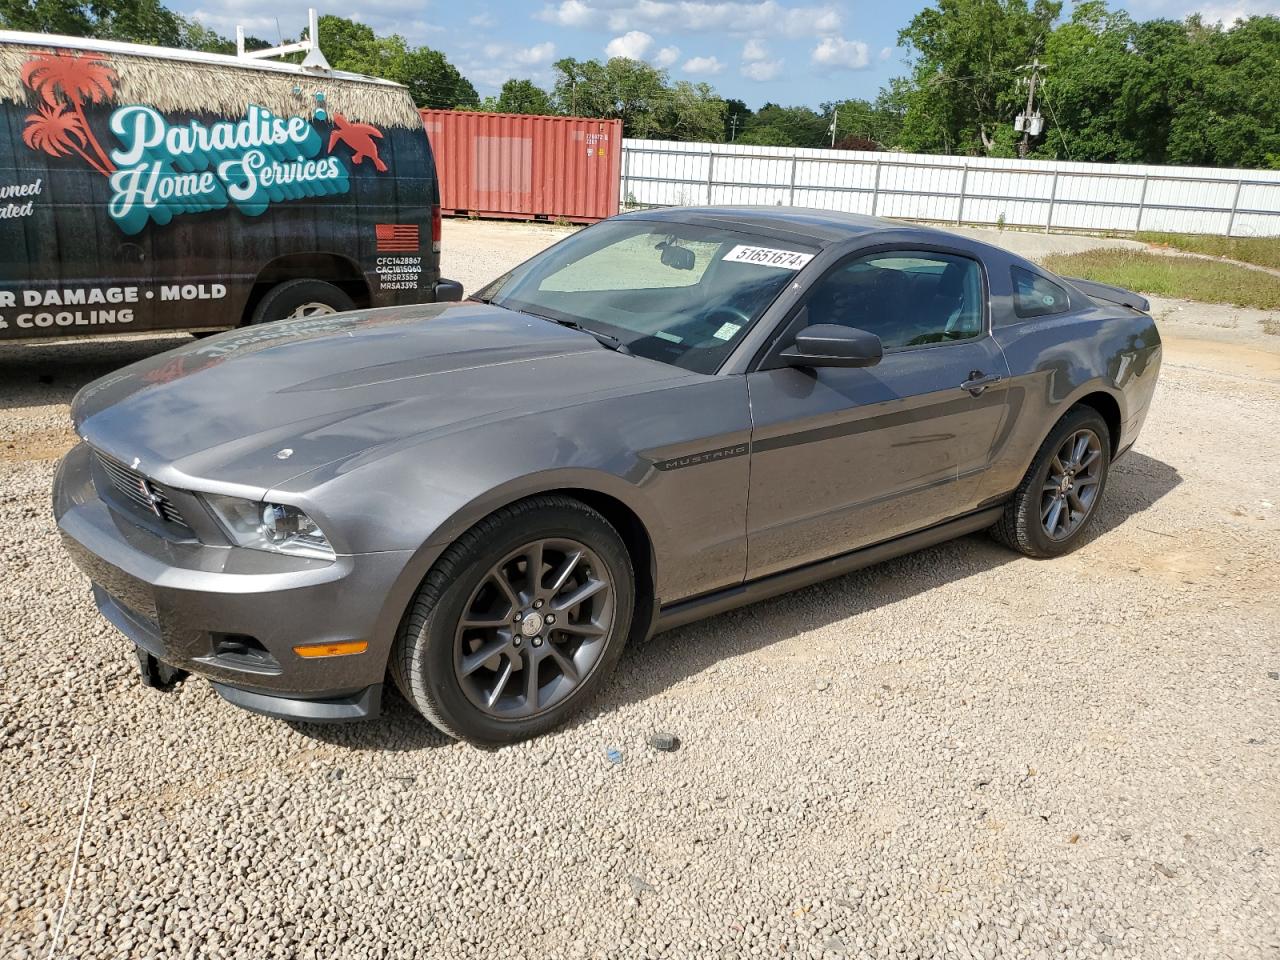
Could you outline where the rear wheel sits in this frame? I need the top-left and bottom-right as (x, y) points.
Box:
(391, 496), (635, 745)
(992, 406), (1111, 558)
(250, 279), (354, 325)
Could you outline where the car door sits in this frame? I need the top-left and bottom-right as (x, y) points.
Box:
(744, 247), (1011, 580)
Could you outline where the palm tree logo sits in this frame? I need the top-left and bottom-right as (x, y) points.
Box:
(20, 50), (119, 177)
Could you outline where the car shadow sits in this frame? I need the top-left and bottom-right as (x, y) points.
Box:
(0, 334), (188, 409)
(589, 449), (1182, 722)
(284, 691), (455, 752)
(290, 451), (1180, 751)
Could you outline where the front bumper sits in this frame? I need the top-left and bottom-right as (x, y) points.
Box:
(54, 441), (415, 722)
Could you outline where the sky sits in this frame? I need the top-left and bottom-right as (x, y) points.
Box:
(173, 0), (1280, 109)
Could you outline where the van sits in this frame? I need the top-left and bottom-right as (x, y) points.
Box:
(0, 30), (460, 342)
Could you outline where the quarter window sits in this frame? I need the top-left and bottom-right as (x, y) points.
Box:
(803, 251), (985, 349)
(1011, 266), (1070, 318)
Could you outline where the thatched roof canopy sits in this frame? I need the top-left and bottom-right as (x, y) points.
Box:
(0, 40), (422, 130)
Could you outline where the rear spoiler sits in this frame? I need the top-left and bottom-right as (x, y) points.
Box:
(1067, 277), (1150, 314)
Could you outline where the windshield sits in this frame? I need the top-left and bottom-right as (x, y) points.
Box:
(475, 219), (818, 374)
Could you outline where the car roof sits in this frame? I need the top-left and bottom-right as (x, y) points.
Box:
(619, 205), (962, 246)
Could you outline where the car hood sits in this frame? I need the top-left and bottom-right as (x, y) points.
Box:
(73, 302), (697, 494)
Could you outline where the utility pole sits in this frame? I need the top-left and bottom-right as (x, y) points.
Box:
(730, 114), (739, 141)
(828, 107), (838, 147)
(1017, 59), (1045, 159)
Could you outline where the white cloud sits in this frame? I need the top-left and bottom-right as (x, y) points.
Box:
(811, 36), (871, 70)
(513, 41), (556, 66)
(879, 46), (893, 61)
(742, 38), (769, 61)
(538, 0), (595, 27)
(1197, 0), (1272, 24)
(468, 11), (496, 28)
(652, 46), (681, 68)
(742, 58), (784, 81)
(605, 30), (654, 60)
(537, 1), (843, 38)
(681, 55), (725, 74)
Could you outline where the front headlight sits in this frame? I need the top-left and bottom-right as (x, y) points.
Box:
(204, 494), (336, 561)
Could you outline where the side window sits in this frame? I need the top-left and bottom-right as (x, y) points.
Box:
(1011, 266), (1070, 319)
(803, 250), (984, 349)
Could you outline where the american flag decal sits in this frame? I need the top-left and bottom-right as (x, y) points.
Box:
(375, 224), (420, 252)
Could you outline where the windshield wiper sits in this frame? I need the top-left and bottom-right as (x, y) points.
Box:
(523, 310), (630, 354)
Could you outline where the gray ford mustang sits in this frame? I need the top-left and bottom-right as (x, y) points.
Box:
(54, 207), (1162, 744)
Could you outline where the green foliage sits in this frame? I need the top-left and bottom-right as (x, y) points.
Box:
(896, 0), (1061, 155)
(308, 16), (477, 110)
(737, 103), (829, 148)
(1042, 249), (1280, 309)
(552, 57), (668, 136)
(654, 81), (727, 142)
(0, 0), (222, 50)
(5, 0), (1278, 169)
(552, 57), (727, 141)
(821, 96), (903, 150)
(1137, 232), (1280, 271)
(497, 79), (553, 116)
(895, 0), (1280, 168)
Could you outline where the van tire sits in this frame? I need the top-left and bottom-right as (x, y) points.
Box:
(250, 279), (354, 325)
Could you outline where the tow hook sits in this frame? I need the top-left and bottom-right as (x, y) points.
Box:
(135, 648), (189, 691)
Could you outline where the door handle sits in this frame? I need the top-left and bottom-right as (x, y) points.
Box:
(961, 372), (1002, 396)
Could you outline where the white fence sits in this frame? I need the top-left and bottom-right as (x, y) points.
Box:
(621, 139), (1280, 237)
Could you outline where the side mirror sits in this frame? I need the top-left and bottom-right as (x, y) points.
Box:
(433, 279), (464, 302)
(658, 243), (696, 271)
(780, 323), (883, 368)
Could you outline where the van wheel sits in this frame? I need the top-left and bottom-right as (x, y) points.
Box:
(250, 279), (354, 325)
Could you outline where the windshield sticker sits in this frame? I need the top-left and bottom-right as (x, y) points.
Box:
(655, 330), (683, 343)
(722, 245), (814, 270)
(712, 321), (741, 341)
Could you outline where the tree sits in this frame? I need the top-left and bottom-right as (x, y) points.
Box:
(552, 57), (667, 136)
(821, 96), (903, 149)
(497, 79), (553, 115)
(1035, 8), (1280, 167)
(654, 81), (726, 142)
(1036, 1), (1141, 162)
(723, 98), (750, 141)
(738, 103), (829, 148)
(896, 0), (1061, 155)
(308, 16), (478, 109)
(1, 0), (198, 47)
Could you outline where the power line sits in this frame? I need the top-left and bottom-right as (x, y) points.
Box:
(1039, 84), (1073, 161)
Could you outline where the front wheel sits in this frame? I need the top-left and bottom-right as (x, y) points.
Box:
(391, 496), (635, 745)
(991, 406), (1111, 558)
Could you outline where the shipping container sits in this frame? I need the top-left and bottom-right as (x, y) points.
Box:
(421, 110), (621, 224)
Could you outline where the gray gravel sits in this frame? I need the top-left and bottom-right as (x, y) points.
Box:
(2, 218), (1279, 959)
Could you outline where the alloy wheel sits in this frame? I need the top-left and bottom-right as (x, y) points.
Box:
(1041, 428), (1104, 540)
(454, 538), (614, 720)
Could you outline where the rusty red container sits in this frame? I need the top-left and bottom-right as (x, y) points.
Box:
(421, 110), (622, 224)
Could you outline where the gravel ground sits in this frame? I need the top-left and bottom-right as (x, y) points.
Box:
(2, 218), (1278, 960)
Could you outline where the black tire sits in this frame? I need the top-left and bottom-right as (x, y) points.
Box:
(391, 495), (635, 745)
(250, 279), (354, 325)
(991, 406), (1111, 558)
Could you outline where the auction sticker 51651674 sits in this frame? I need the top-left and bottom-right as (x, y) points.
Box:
(722, 245), (814, 270)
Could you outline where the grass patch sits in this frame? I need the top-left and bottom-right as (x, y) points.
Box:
(1136, 232), (1280, 271)
(1262, 318), (1280, 336)
(1042, 250), (1280, 310)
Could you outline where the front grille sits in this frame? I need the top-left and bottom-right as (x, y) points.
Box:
(94, 452), (191, 530)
